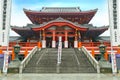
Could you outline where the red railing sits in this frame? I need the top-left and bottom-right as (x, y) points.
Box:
(9, 42), (111, 47)
(81, 42), (110, 47)
(9, 42), (38, 47)
(86, 46), (120, 61)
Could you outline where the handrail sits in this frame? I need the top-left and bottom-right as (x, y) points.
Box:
(19, 46), (39, 73)
(81, 46), (100, 73)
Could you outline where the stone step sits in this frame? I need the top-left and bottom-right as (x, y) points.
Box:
(23, 48), (96, 73)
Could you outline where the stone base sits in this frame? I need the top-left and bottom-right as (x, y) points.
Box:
(74, 41), (78, 48)
(99, 60), (112, 73)
(8, 60), (21, 73)
(52, 41), (56, 48)
(64, 41), (68, 48)
(42, 40), (46, 48)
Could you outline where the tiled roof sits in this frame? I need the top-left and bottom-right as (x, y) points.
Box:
(40, 7), (81, 12)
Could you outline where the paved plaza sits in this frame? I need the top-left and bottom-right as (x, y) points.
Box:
(0, 73), (120, 80)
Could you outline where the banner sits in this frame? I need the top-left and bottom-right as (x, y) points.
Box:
(3, 51), (9, 74)
(0, 54), (4, 69)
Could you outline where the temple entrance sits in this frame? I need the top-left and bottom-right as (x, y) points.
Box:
(68, 37), (74, 48)
(33, 21), (88, 48)
(46, 37), (52, 48)
(46, 36), (75, 48)
(46, 36), (64, 48)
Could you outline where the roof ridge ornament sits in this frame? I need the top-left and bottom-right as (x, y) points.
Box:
(56, 17), (64, 20)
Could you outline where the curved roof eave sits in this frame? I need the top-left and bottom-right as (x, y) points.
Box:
(88, 26), (108, 31)
(86, 27), (108, 38)
(23, 8), (98, 14)
(11, 27), (31, 31)
(11, 27), (35, 37)
(32, 17), (88, 31)
(23, 8), (97, 24)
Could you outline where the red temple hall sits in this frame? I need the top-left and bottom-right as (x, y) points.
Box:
(12, 7), (108, 48)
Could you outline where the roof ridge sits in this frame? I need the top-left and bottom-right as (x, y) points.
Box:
(42, 7), (80, 8)
(41, 7), (81, 12)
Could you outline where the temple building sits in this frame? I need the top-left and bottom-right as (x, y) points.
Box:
(11, 7), (108, 48)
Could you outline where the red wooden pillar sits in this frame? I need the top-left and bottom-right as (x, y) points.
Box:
(74, 29), (78, 48)
(38, 30), (42, 48)
(64, 31), (68, 48)
(42, 29), (45, 40)
(39, 30), (42, 41)
(38, 41), (41, 48)
(91, 48), (95, 58)
(12, 49), (15, 60)
(65, 31), (68, 41)
(78, 42), (82, 48)
(52, 31), (55, 41)
(78, 31), (82, 48)
(104, 50), (108, 61)
(52, 31), (56, 48)
(42, 29), (46, 48)
(0, 46), (3, 54)
(75, 32), (77, 41)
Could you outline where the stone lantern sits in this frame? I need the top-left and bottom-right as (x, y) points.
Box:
(14, 42), (20, 61)
(99, 42), (106, 61)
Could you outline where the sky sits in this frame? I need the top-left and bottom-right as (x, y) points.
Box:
(10, 0), (110, 36)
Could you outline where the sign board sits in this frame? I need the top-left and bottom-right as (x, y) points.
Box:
(108, 0), (119, 75)
(2, 52), (9, 74)
(111, 50), (117, 74)
(57, 36), (62, 64)
(0, 54), (4, 69)
(0, 0), (12, 46)
(108, 0), (120, 46)
(116, 54), (120, 70)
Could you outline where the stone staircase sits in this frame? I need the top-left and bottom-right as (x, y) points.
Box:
(23, 48), (96, 73)
(60, 48), (96, 73)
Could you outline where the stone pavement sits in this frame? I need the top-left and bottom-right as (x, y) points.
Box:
(0, 73), (120, 80)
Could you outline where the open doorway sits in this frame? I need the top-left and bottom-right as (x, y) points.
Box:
(68, 37), (74, 48)
(46, 37), (52, 48)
